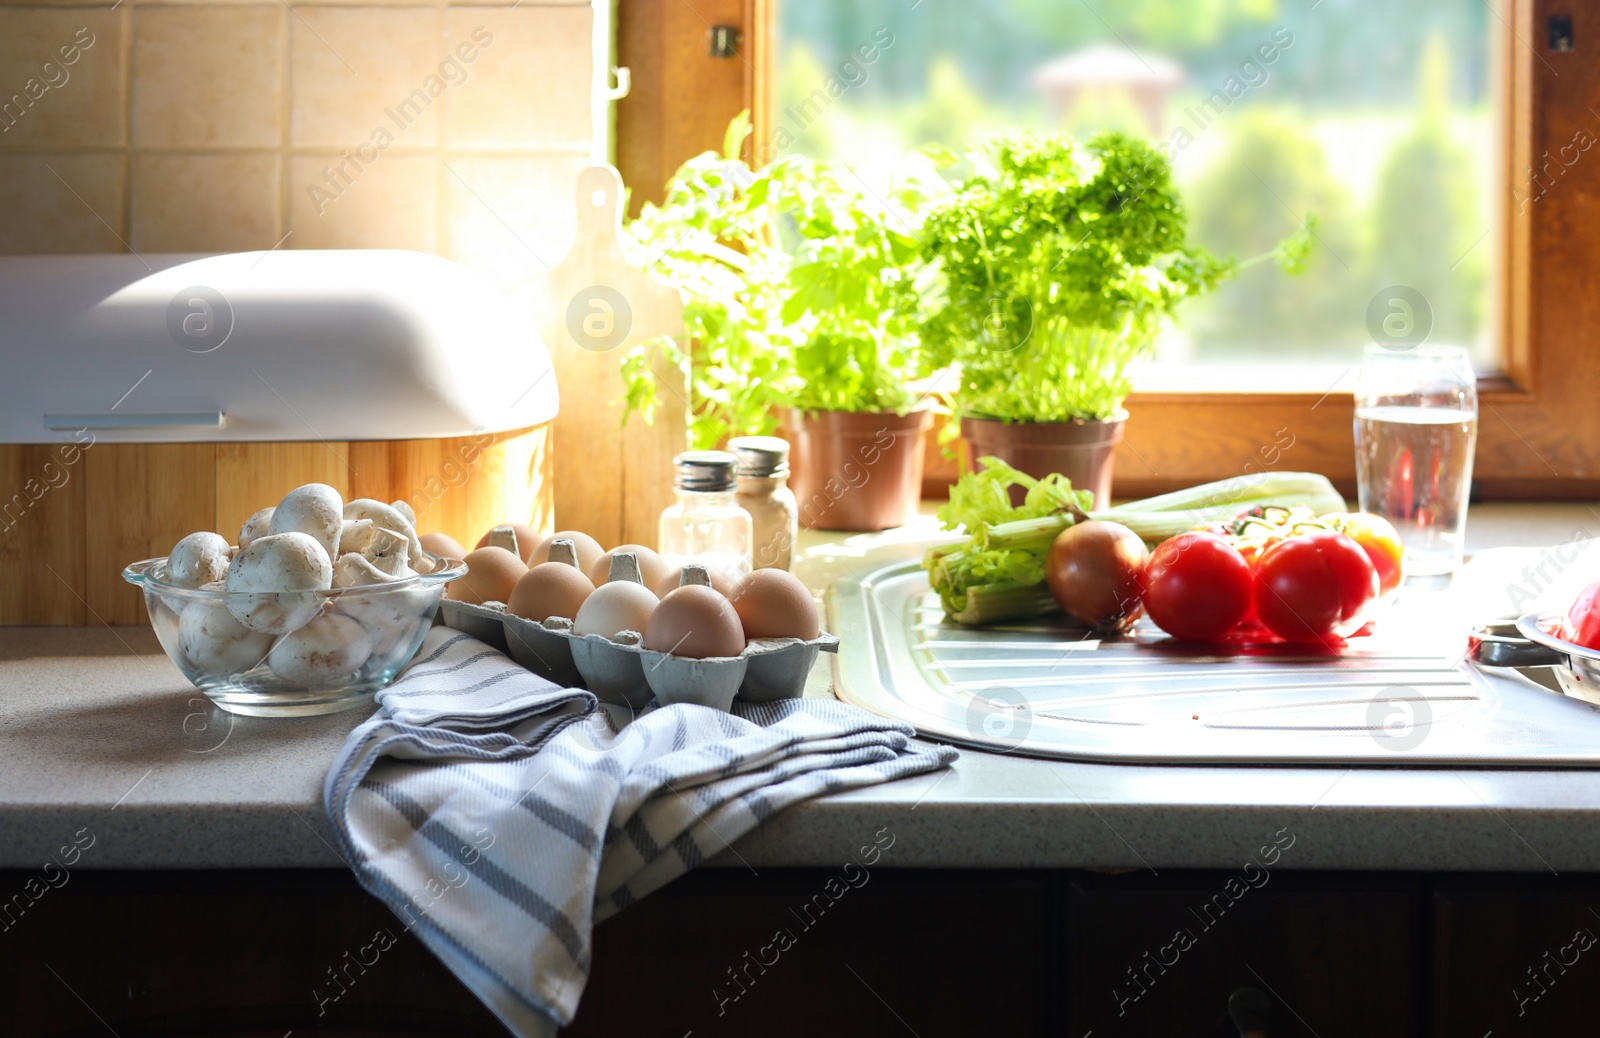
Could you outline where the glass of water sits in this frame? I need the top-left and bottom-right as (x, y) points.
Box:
(1354, 344), (1478, 577)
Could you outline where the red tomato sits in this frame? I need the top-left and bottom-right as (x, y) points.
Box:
(1567, 579), (1600, 650)
(1324, 512), (1405, 595)
(1254, 531), (1380, 643)
(1140, 532), (1254, 642)
(1230, 539), (1271, 626)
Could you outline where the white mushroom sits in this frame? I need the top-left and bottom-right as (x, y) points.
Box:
(228, 532), (333, 591)
(339, 518), (375, 555)
(166, 532), (231, 589)
(225, 531), (332, 634)
(333, 554), (393, 589)
(391, 499), (418, 527)
(178, 600), (274, 677)
(330, 526), (422, 653)
(364, 526), (412, 576)
(343, 499), (424, 562)
(332, 526), (415, 589)
(335, 582), (430, 659)
(268, 613), (372, 686)
(239, 507), (275, 550)
(270, 484), (344, 561)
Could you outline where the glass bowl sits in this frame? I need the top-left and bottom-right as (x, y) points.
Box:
(123, 553), (467, 716)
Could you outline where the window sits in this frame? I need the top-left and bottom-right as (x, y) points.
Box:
(778, 1), (1499, 382)
(617, 0), (1598, 498)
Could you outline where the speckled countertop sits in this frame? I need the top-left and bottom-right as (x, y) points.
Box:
(6, 503), (1600, 874)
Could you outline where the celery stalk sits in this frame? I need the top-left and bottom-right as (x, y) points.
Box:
(948, 582), (1059, 626)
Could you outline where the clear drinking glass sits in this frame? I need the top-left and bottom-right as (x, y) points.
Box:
(1354, 344), (1478, 577)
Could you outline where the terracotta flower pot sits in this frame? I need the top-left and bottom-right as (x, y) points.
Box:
(960, 411), (1127, 510)
(783, 408), (932, 531)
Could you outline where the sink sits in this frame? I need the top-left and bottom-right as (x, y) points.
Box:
(828, 547), (1600, 766)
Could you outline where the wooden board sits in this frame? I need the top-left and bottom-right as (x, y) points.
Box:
(0, 427), (550, 625)
(0, 443), (88, 625)
(215, 442), (352, 546)
(349, 427), (555, 552)
(83, 444), (217, 625)
(537, 164), (686, 549)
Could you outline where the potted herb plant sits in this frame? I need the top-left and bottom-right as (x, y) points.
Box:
(623, 115), (936, 531)
(920, 131), (1311, 508)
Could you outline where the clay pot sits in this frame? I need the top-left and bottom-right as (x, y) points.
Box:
(960, 411), (1127, 510)
(783, 409), (932, 531)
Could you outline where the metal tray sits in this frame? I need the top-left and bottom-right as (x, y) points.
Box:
(830, 558), (1600, 766)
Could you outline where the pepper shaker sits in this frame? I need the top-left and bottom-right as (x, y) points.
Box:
(729, 436), (799, 572)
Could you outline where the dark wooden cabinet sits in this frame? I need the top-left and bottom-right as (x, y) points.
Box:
(1431, 877), (1600, 1036)
(0, 871), (504, 1037)
(1066, 873), (1422, 1037)
(10, 867), (1600, 1037)
(566, 869), (1056, 1038)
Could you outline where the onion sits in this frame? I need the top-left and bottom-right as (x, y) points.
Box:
(1045, 520), (1148, 631)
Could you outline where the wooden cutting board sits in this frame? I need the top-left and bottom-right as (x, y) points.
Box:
(534, 164), (688, 550)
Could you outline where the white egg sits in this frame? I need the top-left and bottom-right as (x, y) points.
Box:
(572, 580), (659, 641)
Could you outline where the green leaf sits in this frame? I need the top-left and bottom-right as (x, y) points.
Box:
(722, 110), (752, 162)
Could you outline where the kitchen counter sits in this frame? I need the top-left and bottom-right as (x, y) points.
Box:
(6, 502), (1600, 874)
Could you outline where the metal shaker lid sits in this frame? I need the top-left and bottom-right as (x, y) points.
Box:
(673, 450), (738, 492)
(727, 436), (791, 479)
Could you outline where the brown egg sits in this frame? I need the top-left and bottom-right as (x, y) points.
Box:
(645, 585), (746, 659)
(507, 561), (595, 623)
(475, 522), (543, 562)
(447, 546), (527, 605)
(589, 544), (670, 588)
(420, 531), (468, 561)
(654, 565), (738, 599)
(528, 530), (605, 573)
(731, 569), (820, 641)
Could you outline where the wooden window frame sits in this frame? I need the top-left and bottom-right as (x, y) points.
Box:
(618, 0), (1597, 500)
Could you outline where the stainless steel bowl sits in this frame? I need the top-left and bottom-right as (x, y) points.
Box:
(1467, 612), (1600, 707)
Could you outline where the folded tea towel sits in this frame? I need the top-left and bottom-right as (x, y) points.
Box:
(325, 627), (957, 1036)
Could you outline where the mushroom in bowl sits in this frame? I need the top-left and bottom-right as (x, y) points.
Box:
(123, 483), (466, 716)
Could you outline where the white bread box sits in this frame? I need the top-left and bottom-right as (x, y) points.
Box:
(0, 250), (560, 625)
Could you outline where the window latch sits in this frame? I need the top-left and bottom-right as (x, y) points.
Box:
(710, 25), (741, 58)
(1549, 14), (1574, 52)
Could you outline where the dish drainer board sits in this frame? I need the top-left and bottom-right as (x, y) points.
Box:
(829, 551), (1600, 766)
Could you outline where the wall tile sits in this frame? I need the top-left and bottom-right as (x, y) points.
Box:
(443, 154), (585, 288)
(132, 6), (284, 148)
(290, 7), (443, 149)
(131, 152), (280, 252)
(287, 152), (437, 251)
(445, 7), (591, 149)
(0, 152), (124, 252)
(0, 9), (124, 148)
(0, 0), (597, 263)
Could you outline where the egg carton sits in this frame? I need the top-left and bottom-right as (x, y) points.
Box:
(436, 599), (838, 711)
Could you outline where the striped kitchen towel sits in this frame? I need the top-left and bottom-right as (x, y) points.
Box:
(324, 626), (956, 1036)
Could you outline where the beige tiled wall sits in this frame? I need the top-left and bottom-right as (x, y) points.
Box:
(0, 0), (596, 287)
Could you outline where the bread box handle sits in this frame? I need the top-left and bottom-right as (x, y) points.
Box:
(44, 412), (225, 430)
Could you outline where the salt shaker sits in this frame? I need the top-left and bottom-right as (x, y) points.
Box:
(658, 451), (752, 582)
(729, 436), (798, 572)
